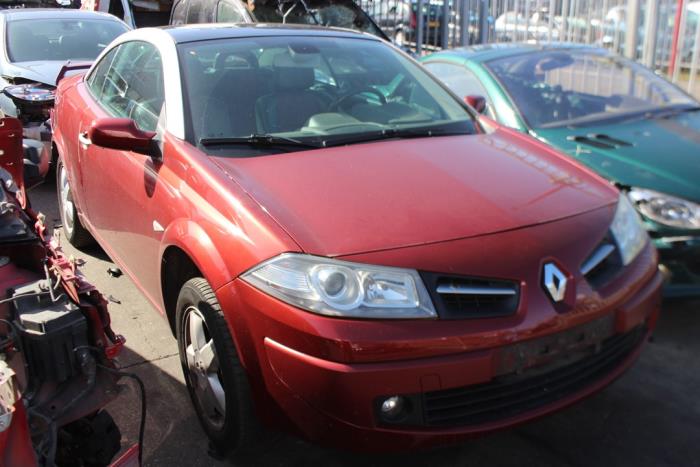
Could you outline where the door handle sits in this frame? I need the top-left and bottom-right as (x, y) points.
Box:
(78, 131), (91, 148)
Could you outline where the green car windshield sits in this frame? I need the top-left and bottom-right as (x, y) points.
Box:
(179, 36), (475, 154)
(485, 50), (698, 129)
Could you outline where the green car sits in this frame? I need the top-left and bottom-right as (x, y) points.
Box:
(422, 44), (700, 298)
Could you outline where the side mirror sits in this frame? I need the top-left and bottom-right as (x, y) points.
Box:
(88, 118), (157, 156)
(464, 95), (487, 114)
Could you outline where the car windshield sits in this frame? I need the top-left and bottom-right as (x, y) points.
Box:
(6, 18), (128, 63)
(485, 49), (698, 129)
(0, 0), (64, 6)
(179, 36), (475, 155)
(250, 0), (385, 39)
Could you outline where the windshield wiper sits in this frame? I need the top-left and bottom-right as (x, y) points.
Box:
(199, 134), (323, 149)
(647, 105), (700, 120)
(321, 127), (470, 147)
(542, 104), (700, 129)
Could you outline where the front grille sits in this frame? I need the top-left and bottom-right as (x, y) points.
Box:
(421, 273), (520, 319)
(581, 235), (623, 289)
(421, 326), (645, 427)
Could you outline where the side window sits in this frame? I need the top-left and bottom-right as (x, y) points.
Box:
(108, 0), (125, 21)
(216, 0), (247, 22)
(87, 47), (119, 101)
(424, 62), (493, 115)
(171, 0), (188, 24)
(186, 0), (206, 23)
(99, 41), (165, 132)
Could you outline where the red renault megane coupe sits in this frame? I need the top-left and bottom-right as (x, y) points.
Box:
(52, 25), (663, 454)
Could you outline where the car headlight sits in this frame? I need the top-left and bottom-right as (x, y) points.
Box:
(628, 188), (700, 230)
(3, 83), (55, 103)
(610, 195), (648, 265)
(241, 253), (437, 319)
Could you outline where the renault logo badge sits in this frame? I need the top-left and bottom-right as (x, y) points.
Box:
(543, 263), (568, 302)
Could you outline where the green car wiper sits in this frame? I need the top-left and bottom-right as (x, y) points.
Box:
(199, 134), (323, 149)
(649, 105), (700, 120)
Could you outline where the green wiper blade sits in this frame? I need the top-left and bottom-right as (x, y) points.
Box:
(199, 134), (322, 148)
(650, 105), (700, 119)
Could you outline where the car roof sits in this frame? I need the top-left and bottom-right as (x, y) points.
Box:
(159, 23), (383, 44)
(424, 42), (606, 64)
(0, 8), (121, 21)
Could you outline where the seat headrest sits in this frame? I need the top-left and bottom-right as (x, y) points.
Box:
(272, 50), (321, 68)
(212, 68), (259, 92)
(273, 66), (315, 91)
(269, 50), (318, 91)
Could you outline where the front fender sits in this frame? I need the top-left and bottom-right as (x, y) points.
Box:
(159, 218), (234, 290)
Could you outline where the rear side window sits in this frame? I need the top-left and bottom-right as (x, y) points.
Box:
(424, 62), (489, 100)
(424, 62), (493, 116)
(87, 47), (120, 100)
(108, 0), (125, 21)
(216, 0), (248, 22)
(171, 0), (188, 25)
(186, 0), (211, 23)
(97, 41), (165, 132)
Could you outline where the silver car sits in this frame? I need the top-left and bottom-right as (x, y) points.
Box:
(0, 8), (128, 186)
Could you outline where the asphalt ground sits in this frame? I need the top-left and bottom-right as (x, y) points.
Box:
(31, 179), (700, 467)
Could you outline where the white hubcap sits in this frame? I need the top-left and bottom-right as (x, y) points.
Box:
(59, 166), (75, 236)
(184, 307), (225, 428)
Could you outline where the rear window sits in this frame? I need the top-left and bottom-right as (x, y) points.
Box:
(6, 18), (128, 63)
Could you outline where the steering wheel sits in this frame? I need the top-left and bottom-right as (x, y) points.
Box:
(330, 87), (387, 112)
(540, 84), (573, 121)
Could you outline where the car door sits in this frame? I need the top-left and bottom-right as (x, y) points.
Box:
(79, 40), (166, 300)
(66, 47), (118, 218)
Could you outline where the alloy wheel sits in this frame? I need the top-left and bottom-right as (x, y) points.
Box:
(59, 165), (75, 236)
(183, 306), (226, 429)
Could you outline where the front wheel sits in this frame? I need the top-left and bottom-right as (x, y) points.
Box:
(176, 278), (260, 456)
(56, 157), (94, 248)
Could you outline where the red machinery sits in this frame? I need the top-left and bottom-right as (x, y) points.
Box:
(0, 117), (142, 466)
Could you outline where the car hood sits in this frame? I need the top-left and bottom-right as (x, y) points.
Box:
(3, 61), (71, 86)
(535, 111), (700, 203)
(212, 131), (616, 256)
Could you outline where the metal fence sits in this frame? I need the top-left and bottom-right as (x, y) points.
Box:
(360, 0), (700, 93)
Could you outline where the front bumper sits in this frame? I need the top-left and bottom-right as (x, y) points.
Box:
(654, 235), (700, 298)
(216, 246), (663, 451)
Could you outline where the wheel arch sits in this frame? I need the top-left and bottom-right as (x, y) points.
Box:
(159, 219), (236, 336)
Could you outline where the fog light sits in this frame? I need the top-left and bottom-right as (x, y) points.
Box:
(380, 396), (405, 418)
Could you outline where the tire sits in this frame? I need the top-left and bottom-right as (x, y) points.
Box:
(176, 277), (260, 456)
(56, 157), (94, 248)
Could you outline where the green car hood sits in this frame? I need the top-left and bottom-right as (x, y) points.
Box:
(535, 111), (700, 203)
